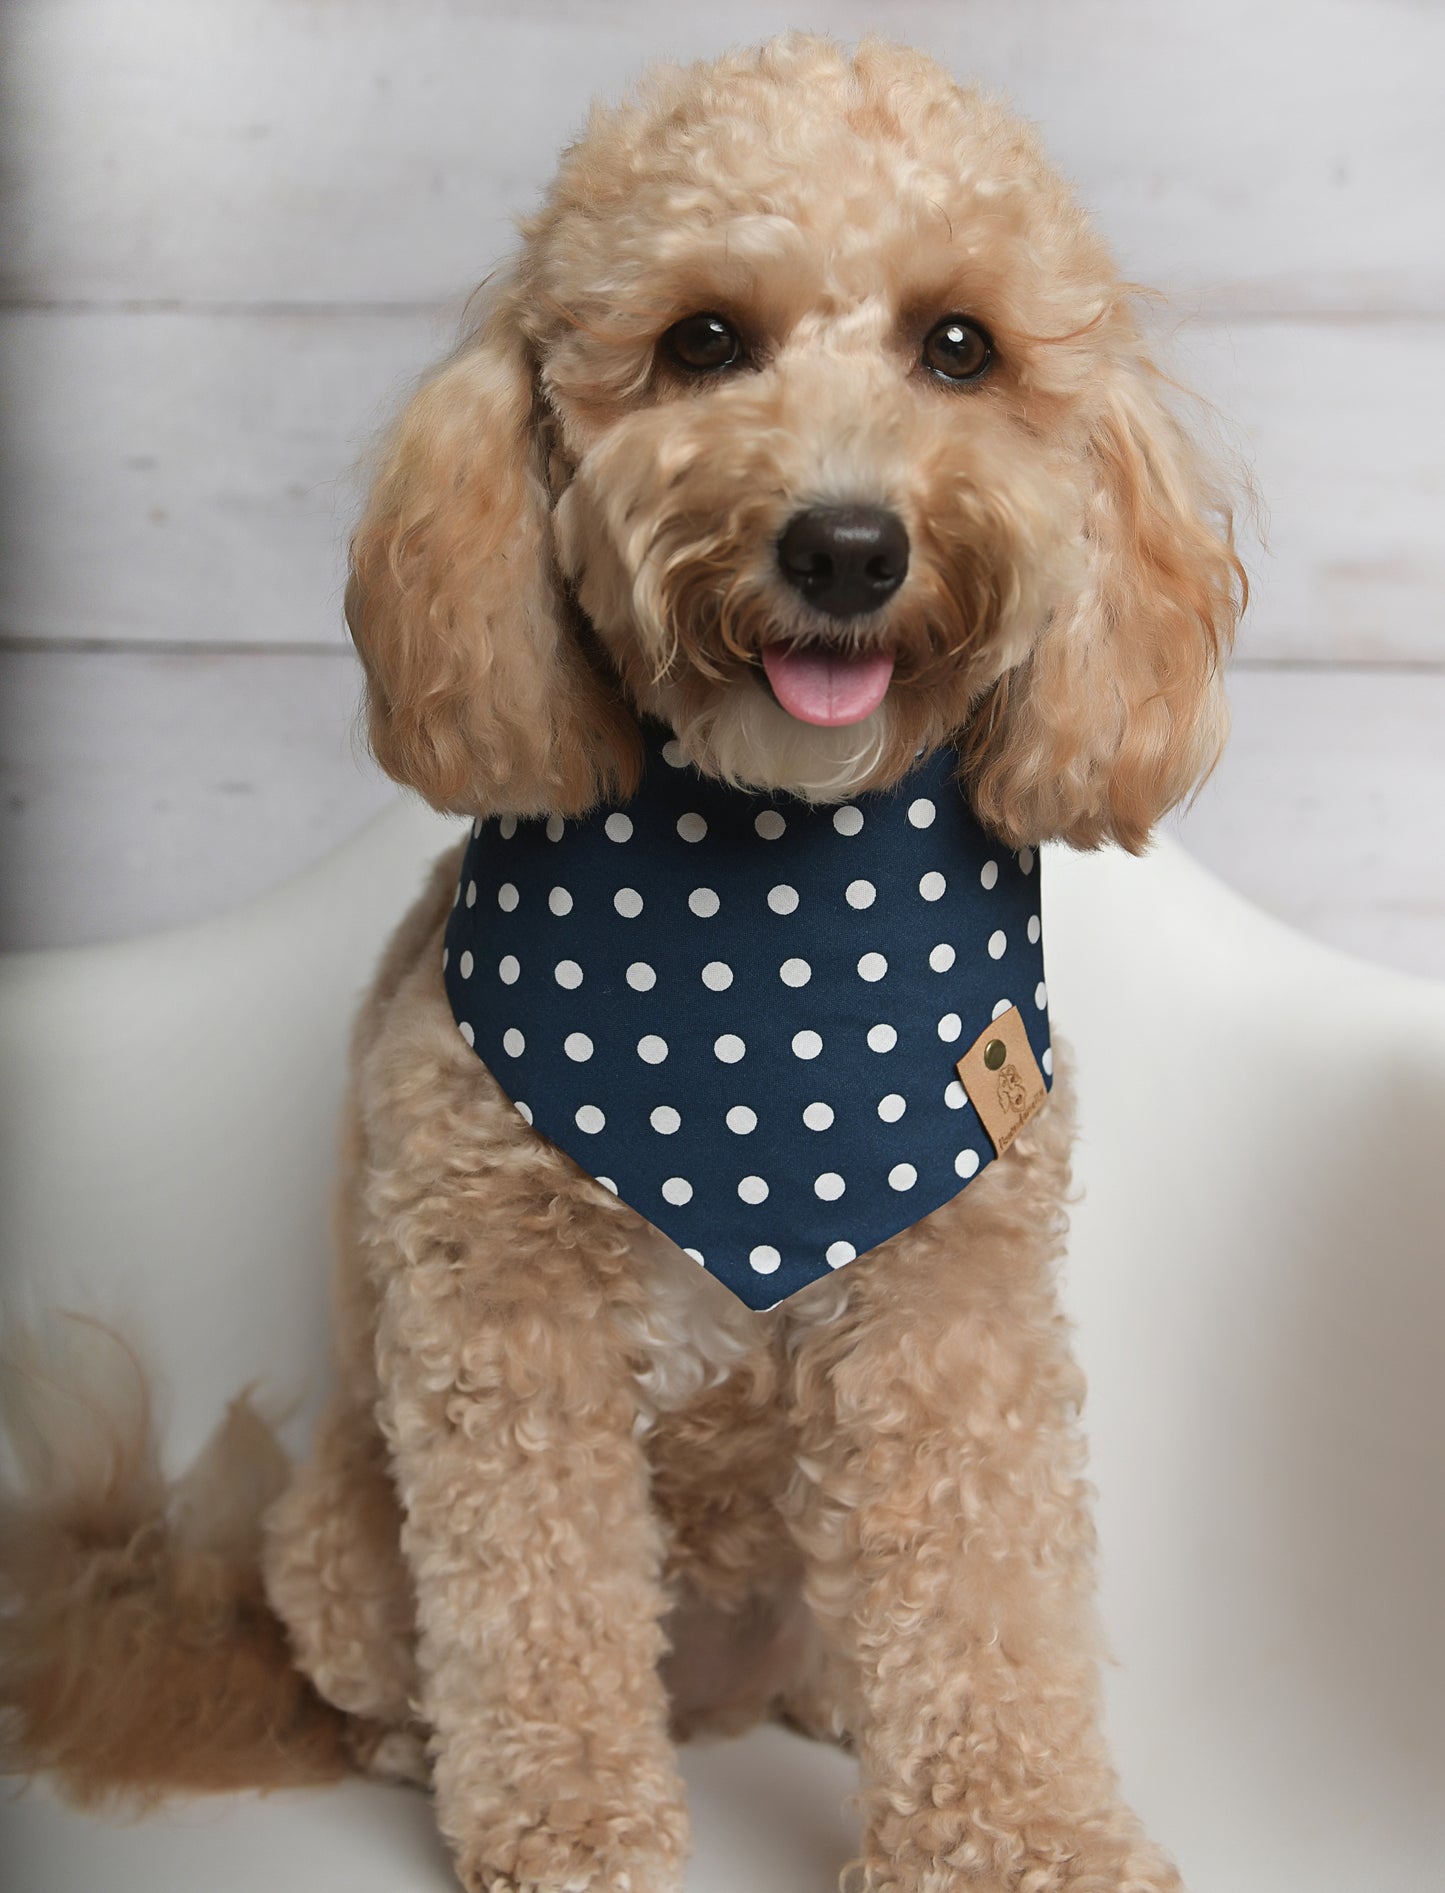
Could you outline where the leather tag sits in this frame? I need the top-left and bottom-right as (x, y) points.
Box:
(956, 1005), (1047, 1157)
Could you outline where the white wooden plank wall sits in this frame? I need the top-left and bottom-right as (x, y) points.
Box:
(2, 0), (1442, 973)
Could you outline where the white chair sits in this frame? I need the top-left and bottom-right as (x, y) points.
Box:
(3, 805), (1441, 1891)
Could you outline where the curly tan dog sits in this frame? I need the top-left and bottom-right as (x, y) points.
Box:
(1, 35), (1242, 1893)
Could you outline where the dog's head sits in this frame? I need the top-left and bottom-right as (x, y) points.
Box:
(348, 36), (1244, 849)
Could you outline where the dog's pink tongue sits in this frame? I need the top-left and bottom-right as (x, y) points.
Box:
(761, 645), (896, 726)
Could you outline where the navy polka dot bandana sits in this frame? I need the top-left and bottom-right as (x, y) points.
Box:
(443, 726), (1052, 1311)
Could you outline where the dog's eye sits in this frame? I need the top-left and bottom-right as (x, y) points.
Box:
(921, 315), (993, 384)
(662, 312), (744, 374)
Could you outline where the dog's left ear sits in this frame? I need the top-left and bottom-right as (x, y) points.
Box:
(346, 284), (641, 817)
(963, 352), (1246, 853)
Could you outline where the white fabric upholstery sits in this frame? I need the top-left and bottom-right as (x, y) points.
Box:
(2, 805), (1441, 1890)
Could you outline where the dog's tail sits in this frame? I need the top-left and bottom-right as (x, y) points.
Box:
(0, 1313), (352, 1806)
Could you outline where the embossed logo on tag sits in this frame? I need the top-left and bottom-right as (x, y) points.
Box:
(955, 1004), (1047, 1156)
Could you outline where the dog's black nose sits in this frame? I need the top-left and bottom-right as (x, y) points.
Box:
(777, 506), (910, 618)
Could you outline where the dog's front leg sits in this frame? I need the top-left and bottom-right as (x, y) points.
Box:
(783, 1143), (1179, 1892)
(375, 1238), (689, 1893)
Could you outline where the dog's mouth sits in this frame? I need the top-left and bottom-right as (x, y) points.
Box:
(759, 644), (896, 727)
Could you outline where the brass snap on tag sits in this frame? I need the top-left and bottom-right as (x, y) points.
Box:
(983, 1038), (1007, 1070)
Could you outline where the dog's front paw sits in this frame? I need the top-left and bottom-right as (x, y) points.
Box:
(450, 1803), (691, 1893)
(858, 1870), (1180, 1893)
(457, 1841), (686, 1893)
(854, 1827), (1183, 1893)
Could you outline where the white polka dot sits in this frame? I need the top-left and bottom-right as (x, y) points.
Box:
(548, 885), (573, 917)
(1019, 847), (1035, 874)
(689, 887), (720, 918)
(650, 1105), (681, 1135)
(458, 1020), (475, 1047)
(471, 818), (483, 840)
(780, 957), (812, 988)
(877, 1093), (906, 1123)
(908, 798), (936, 829)
(574, 1104), (605, 1134)
(661, 739), (687, 768)
(626, 961), (656, 991)
(498, 954), (520, 985)
(918, 871), (946, 902)
(637, 1034), (668, 1064)
(814, 1172), (845, 1201)
(993, 998), (1014, 1020)
(466, 879), (478, 908)
(833, 805), (864, 836)
(888, 1162), (918, 1191)
(755, 810), (786, 840)
(701, 960), (733, 991)
(683, 1247), (705, 1265)
(944, 1080), (966, 1109)
(938, 1012), (963, 1043)
(676, 811), (707, 843)
(498, 814), (517, 839)
(496, 882), (517, 911)
(929, 943), (955, 972)
(980, 859), (999, 890)
(738, 1175), (769, 1204)
(1028, 913), (1042, 944)
(1035, 980), (1048, 1010)
(595, 1175), (618, 1194)
(502, 1027), (526, 1058)
(803, 1101), (834, 1130)
(792, 1030), (823, 1060)
(726, 1105), (757, 1134)
(441, 947), (450, 975)
(553, 959), (582, 989)
(661, 1176), (693, 1205)
(749, 1245), (781, 1273)
(458, 949), (473, 978)
(714, 1033), (746, 1063)
(614, 887), (643, 917)
(515, 1101), (533, 1124)
(826, 1241), (856, 1268)
(563, 1031), (592, 1061)
(846, 879), (876, 909)
(988, 929), (1007, 959)
(1042, 1046), (1054, 1077)
(955, 1148), (981, 1179)
(767, 884), (799, 915)
(857, 951), (888, 982)
(867, 1023), (897, 1053)
(604, 812), (633, 843)
(545, 814), (564, 842)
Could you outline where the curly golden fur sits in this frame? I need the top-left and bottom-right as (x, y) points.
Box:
(1, 35), (1244, 1893)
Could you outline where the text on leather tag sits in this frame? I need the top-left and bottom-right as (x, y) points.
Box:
(955, 1004), (1048, 1157)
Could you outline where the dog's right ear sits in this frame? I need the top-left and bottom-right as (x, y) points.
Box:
(346, 285), (640, 816)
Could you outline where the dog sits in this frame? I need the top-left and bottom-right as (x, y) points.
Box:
(0, 35), (1243, 1893)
